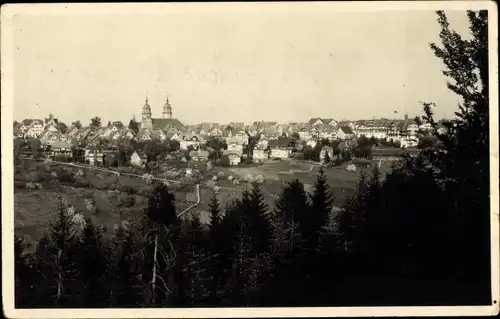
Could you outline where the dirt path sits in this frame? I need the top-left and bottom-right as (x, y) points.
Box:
(279, 164), (315, 175)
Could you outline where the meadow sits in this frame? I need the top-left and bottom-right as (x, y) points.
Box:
(13, 157), (392, 249)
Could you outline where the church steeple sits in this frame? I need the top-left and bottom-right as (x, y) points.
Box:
(141, 96), (153, 129)
(162, 95), (172, 119)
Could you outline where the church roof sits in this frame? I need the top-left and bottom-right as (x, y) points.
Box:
(151, 118), (185, 131)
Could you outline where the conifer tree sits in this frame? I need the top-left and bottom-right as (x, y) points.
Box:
(223, 211), (259, 306)
(110, 225), (143, 307)
(306, 167), (334, 252)
(140, 183), (180, 306)
(77, 216), (110, 307)
(208, 190), (222, 240)
(271, 179), (308, 258)
(35, 201), (81, 307)
(172, 215), (211, 306)
(240, 183), (272, 256)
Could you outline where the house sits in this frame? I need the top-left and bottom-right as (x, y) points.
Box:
(190, 150), (209, 162)
(234, 130), (249, 144)
(19, 119), (44, 137)
(319, 126), (337, 140)
(222, 149), (243, 166)
(39, 130), (67, 146)
(298, 130), (311, 141)
(180, 134), (201, 150)
(308, 118), (324, 126)
(130, 150), (148, 167)
(262, 126), (281, 140)
(268, 137), (293, 159)
(252, 149), (269, 163)
(24, 119), (45, 138)
(84, 148), (102, 165)
(308, 118), (338, 127)
(226, 137), (245, 152)
(112, 128), (136, 141)
(319, 146), (334, 163)
(336, 126), (355, 140)
(66, 126), (81, 139)
(338, 121), (356, 131)
(50, 141), (72, 158)
(44, 123), (60, 133)
(355, 121), (389, 139)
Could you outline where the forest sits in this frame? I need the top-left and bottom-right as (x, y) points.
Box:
(14, 10), (492, 308)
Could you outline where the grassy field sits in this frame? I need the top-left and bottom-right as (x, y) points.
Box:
(14, 158), (394, 249)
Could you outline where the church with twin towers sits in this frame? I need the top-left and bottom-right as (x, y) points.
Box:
(139, 95), (185, 131)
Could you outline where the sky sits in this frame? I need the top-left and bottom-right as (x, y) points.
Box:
(9, 3), (474, 126)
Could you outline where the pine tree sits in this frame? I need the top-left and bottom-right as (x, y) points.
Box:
(172, 215), (211, 306)
(241, 183), (272, 256)
(35, 201), (81, 307)
(139, 184), (180, 306)
(271, 179), (308, 258)
(110, 225), (143, 307)
(77, 216), (110, 307)
(208, 191), (222, 239)
(223, 211), (259, 306)
(307, 167), (334, 253)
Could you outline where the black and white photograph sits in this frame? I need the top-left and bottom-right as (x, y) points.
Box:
(1, 1), (498, 318)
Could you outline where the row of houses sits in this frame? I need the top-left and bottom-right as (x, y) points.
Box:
(14, 115), (445, 155)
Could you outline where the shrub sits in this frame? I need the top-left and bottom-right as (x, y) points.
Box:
(119, 194), (136, 208)
(58, 172), (75, 184)
(233, 179), (240, 185)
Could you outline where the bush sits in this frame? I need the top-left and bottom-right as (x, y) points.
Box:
(59, 172), (76, 184)
(74, 180), (90, 188)
(233, 179), (240, 185)
(119, 194), (136, 208)
(118, 185), (137, 194)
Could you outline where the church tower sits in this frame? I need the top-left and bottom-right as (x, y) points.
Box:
(141, 97), (153, 129)
(162, 96), (172, 119)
